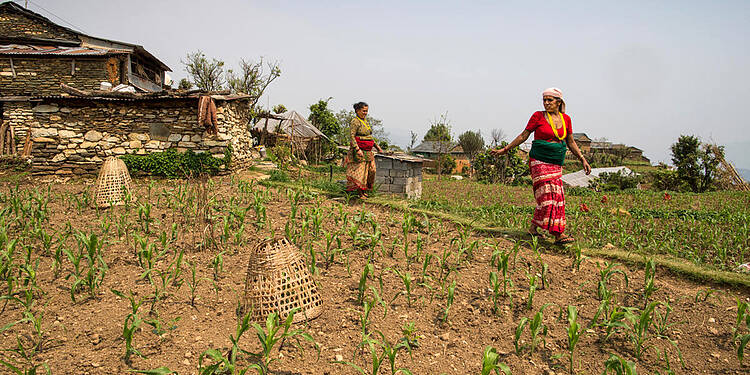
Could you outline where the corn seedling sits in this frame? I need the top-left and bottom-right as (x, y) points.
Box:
(597, 262), (629, 301)
(571, 244), (587, 271)
(357, 262), (374, 305)
(734, 299), (750, 364)
(337, 330), (412, 375)
(489, 271), (502, 315)
(526, 275), (537, 311)
(112, 289), (147, 361)
(565, 306), (584, 375)
(528, 303), (554, 353)
(601, 353), (637, 375)
(245, 310), (318, 375)
(399, 322), (422, 354)
(642, 258), (659, 305)
(210, 251), (224, 281)
(392, 268), (414, 307)
(481, 346), (512, 375)
(514, 317), (529, 355)
(442, 280), (456, 323)
(137, 202), (153, 233)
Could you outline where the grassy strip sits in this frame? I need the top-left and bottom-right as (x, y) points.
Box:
(262, 179), (750, 289)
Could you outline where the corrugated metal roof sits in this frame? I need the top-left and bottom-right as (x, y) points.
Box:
(0, 44), (129, 56)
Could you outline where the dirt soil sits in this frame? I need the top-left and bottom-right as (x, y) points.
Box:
(0, 173), (748, 375)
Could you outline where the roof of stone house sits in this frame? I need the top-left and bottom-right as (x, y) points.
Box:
(411, 140), (464, 154)
(572, 133), (592, 142)
(0, 44), (130, 56)
(0, 85), (252, 102)
(0, 1), (170, 71)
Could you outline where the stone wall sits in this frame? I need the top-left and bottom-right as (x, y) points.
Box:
(1, 97), (254, 176)
(0, 6), (79, 42)
(375, 156), (423, 199)
(0, 57), (113, 96)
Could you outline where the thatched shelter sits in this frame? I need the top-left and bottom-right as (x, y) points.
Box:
(252, 111), (329, 160)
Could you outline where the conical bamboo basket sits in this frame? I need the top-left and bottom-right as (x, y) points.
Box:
(242, 238), (323, 323)
(94, 157), (132, 208)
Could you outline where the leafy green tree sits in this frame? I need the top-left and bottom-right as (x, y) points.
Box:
(177, 78), (193, 90)
(308, 99), (340, 138)
(181, 51), (225, 91)
(473, 141), (527, 184)
(458, 130), (485, 160)
(671, 135), (701, 191)
(425, 113), (453, 175)
(272, 104), (287, 114)
(670, 135), (724, 192)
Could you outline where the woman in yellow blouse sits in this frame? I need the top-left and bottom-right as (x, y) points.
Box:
(345, 102), (383, 198)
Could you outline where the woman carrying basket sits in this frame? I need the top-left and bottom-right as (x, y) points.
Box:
(492, 88), (591, 244)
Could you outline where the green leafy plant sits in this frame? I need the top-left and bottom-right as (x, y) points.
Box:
(601, 353), (637, 374)
(121, 147), (231, 178)
(565, 306), (584, 375)
(481, 346), (512, 375)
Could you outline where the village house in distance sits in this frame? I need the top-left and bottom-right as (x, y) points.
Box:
(0, 1), (256, 175)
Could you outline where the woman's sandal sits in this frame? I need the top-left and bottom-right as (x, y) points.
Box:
(554, 235), (575, 245)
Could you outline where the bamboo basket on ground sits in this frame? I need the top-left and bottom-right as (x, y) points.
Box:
(242, 238), (323, 323)
(94, 157), (132, 208)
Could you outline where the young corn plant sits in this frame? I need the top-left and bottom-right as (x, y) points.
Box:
(112, 289), (147, 362)
(441, 280), (456, 324)
(733, 299), (750, 365)
(601, 353), (637, 375)
(337, 330), (412, 375)
(489, 271), (502, 315)
(571, 244), (587, 271)
(528, 303), (554, 354)
(642, 257), (659, 305)
(513, 317), (529, 355)
(481, 346), (511, 375)
(246, 310), (318, 375)
(566, 306), (585, 375)
(392, 268), (414, 307)
(526, 275), (537, 311)
(357, 262), (374, 305)
(597, 262), (629, 301)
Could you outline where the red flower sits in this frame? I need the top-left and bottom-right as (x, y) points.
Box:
(663, 192), (672, 201)
(579, 203), (590, 212)
(601, 195), (608, 204)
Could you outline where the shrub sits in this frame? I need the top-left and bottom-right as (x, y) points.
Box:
(268, 169), (289, 182)
(436, 154), (456, 174)
(268, 144), (293, 170)
(121, 148), (230, 178)
(591, 170), (642, 191)
(649, 167), (682, 191)
(473, 142), (527, 184)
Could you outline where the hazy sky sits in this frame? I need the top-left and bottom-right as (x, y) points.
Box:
(21, 0), (750, 167)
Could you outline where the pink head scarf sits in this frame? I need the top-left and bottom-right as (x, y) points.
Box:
(542, 87), (566, 113)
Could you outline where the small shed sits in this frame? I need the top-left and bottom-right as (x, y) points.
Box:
(375, 153), (425, 199)
(252, 111), (329, 159)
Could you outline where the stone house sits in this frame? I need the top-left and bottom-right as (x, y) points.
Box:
(0, 1), (257, 175)
(411, 140), (470, 174)
(571, 133), (591, 153)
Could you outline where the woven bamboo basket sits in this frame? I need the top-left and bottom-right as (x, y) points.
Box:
(242, 238), (323, 323)
(94, 157), (132, 208)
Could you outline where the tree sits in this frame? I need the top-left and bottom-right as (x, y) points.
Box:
(458, 130), (485, 160)
(425, 112), (453, 175)
(177, 78), (193, 90)
(272, 104), (287, 114)
(473, 141), (527, 184)
(408, 131), (418, 151)
(226, 57), (281, 111)
(490, 128), (506, 147)
(181, 51), (225, 91)
(671, 135), (701, 192)
(670, 135), (725, 192)
(308, 99), (340, 139)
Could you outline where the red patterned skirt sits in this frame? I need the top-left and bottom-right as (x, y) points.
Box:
(529, 158), (566, 235)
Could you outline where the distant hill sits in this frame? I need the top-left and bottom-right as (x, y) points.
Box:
(738, 168), (750, 183)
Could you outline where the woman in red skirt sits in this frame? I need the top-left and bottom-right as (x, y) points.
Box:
(492, 88), (591, 244)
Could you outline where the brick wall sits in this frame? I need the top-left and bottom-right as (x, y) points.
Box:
(2, 98), (255, 175)
(0, 8), (79, 42)
(0, 57), (113, 96)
